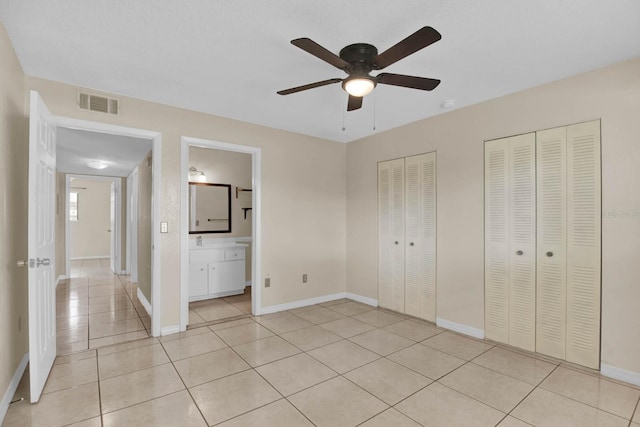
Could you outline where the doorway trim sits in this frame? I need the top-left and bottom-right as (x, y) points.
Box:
(180, 137), (262, 331)
(56, 116), (162, 337)
(65, 174), (122, 274)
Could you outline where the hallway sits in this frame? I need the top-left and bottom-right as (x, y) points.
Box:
(56, 258), (151, 355)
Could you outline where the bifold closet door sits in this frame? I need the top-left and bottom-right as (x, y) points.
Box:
(485, 133), (536, 350)
(565, 121), (601, 369)
(378, 158), (405, 313)
(536, 120), (601, 369)
(535, 126), (567, 360)
(404, 152), (436, 322)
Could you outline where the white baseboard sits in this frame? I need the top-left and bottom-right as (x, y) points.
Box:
(56, 275), (67, 286)
(161, 325), (180, 336)
(259, 292), (347, 315)
(258, 292), (377, 315)
(70, 255), (110, 260)
(1, 353), (28, 425)
(345, 292), (378, 307)
(601, 363), (640, 387)
(137, 288), (152, 316)
(436, 317), (485, 339)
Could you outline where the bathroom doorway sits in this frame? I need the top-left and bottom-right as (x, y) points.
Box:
(180, 137), (261, 331)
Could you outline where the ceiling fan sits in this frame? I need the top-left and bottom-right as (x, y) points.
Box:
(277, 26), (442, 111)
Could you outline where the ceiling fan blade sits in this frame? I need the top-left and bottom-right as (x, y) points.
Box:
(377, 73), (441, 91)
(347, 95), (363, 111)
(374, 26), (441, 70)
(291, 38), (351, 70)
(277, 78), (342, 95)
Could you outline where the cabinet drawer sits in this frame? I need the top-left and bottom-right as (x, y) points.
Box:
(225, 248), (245, 261)
(190, 249), (224, 264)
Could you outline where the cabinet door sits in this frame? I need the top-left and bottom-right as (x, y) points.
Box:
(536, 126), (567, 360)
(565, 120), (601, 369)
(485, 137), (510, 344)
(507, 133), (536, 351)
(404, 152), (436, 322)
(189, 263), (209, 298)
(209, 260), (245, 295)
(378, 158), (405, 312)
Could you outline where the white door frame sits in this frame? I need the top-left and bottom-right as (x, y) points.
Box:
(57, 117), (162, 337)
(180, 137), (262, 331)
(126, 167), (140, 281)
(65, 174), (122, 273)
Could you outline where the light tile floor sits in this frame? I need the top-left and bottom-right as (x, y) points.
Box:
(5, 298), (640, 426)
(189, 287), (253, 327)
(56, 258), (151, 355)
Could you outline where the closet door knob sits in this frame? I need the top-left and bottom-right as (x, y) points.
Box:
(394, 241), (399, 245)
(516, 250), (523, 256)
(546, 251), (554, 257)
(409, 242), (414, 246)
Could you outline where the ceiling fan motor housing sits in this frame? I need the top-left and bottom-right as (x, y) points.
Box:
(339, 43), (378, 74)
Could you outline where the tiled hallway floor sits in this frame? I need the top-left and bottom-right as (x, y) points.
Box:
(56, 258), (151, 355)
(5, 298), (640, 426)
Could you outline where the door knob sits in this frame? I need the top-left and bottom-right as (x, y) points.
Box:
(546, 251), (554, 257)
(516, 250), (523, 256)
(409, 242), (415, 246)
(394, 241), (399, 245)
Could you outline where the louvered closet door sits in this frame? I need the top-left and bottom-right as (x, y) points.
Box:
(536, 126), (567, 360)
(378, 159), (405, 313)
(566, 120), (601, 369)
(485, 138), (510, 343)
(404, 152), (437, 321)
(507, 134), (536, 351)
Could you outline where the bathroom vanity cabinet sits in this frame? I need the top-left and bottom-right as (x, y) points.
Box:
(189, 244), (247, 301)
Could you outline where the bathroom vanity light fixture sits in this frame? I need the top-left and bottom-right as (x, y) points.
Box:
(189, 166), (206, 182)
(189, 166), (204, 177)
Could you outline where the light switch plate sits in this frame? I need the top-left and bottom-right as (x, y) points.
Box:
(160, 222), (168, 233)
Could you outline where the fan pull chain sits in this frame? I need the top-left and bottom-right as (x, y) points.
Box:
(373, 92), (376, 131)
(342, 107), (346, 131)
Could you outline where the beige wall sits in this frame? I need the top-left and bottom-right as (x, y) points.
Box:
(346, 58), (640, 375)
(69, 178), (112, 259)
(137, 153), (153, 302)
(0, 22), (29, 410)
(24, 76), (348, 327)
(189, 147), (253, 281)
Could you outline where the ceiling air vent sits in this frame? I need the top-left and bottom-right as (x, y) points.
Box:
(77, 92), (119, 115)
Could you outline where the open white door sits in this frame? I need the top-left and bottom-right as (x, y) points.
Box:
(110, 181), (116, 272)
(27, 91), (57, 403)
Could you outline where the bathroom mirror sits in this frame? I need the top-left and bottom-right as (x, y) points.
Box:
(189, 183), (231, 233)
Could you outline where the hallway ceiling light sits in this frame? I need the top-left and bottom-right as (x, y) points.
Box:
(86, 160), (109, 169)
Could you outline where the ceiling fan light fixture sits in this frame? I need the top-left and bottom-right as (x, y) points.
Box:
(342, 76), (376, 97)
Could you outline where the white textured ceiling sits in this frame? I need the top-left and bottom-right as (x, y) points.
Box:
(1, 1), (639, 143)
(57, 127), (152, 177)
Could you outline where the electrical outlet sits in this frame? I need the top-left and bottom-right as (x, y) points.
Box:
(265, 277), (270, 288)
(303, 274), (308, 283)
